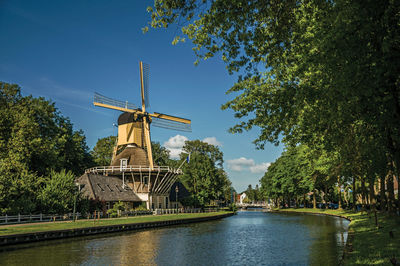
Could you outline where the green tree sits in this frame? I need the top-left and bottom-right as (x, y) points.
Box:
(91, 136), (117, 166)
(146, 0), (400, 213)
(39, 169), (77, 214)
(180, 140), (230, 206)
(151, 141), (175, 166)
(0, 82), (92, 214)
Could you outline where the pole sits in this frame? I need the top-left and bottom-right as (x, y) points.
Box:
(177, 153), (191, 171)
(175, 185), (179, 214)
(73, 183), (80, 222)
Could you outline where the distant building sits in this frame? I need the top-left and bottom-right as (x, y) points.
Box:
(239, 193), (247, 204)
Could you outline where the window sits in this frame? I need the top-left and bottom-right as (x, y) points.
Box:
(115, 185), (122, 192)
(165, 197), (169, 209)
(106, 185), (113, 192)
(97, 184), (104, 192)
(159, 202), (162, 209)
(144, 176), (148, 185)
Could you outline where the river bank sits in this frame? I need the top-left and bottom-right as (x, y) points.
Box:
(271, 208), (400, 265)
(0, 211), (233, 246)
(0, 211), (348, 265)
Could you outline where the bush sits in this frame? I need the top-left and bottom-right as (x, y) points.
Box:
(106, 201), (125, 218)
(229, 203), (238, 213)
(134, 202), (148, 211)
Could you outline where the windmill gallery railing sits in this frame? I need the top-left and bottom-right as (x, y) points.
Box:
(94, 92), (137, 110)
(85, 165), (183, 175)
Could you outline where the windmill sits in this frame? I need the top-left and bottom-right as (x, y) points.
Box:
(93, 61), (191, 169)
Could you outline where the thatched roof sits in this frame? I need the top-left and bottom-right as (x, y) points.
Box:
(76, 173), (141, 202)
(111, 146), (149, 166)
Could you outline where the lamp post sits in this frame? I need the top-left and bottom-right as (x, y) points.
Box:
(175, 185), (179, 214)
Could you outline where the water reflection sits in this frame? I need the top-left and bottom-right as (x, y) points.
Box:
(0, 211), (349, 266)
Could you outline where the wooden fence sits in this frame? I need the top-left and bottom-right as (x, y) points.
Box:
(0, 208), (220, 225)
(0, 213), (82, 225)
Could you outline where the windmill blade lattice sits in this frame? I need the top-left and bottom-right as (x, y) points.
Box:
(94, 92), (137, 110)
(142, 63), (150, 108)
(151, 117), (192, 132)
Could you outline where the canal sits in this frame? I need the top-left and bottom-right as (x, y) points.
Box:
(0, 211), (349, 265)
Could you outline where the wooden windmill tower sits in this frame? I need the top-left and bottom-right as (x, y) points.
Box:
(93, 62), (191, 169)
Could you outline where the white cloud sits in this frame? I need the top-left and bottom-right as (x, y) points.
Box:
(250, 162), (271, 173)
(202, 137), (222, 147)
(163, 135), (188, 159)
(226, 157), (270, 174)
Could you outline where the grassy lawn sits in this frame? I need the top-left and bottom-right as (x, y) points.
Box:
(0, 211), (232, 236)
(273, 208), (400, 265)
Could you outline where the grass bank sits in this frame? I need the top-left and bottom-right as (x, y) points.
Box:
(272, 208), (400, 265)
(0, 211), (232, 237)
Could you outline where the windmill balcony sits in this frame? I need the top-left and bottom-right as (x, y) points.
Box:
(85, 165), (182, 175)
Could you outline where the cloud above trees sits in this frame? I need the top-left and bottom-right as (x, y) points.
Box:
(226, 157), (270, 173)
(163, 135), (222, 159)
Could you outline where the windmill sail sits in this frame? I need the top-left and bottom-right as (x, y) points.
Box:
(151, 117), (192, 132)
(94, 92), (137, 110)
(142, 62), (150, 108)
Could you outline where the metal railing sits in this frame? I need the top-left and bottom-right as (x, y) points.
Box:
(94, 92), (137, 110)
(0, 213), (82, 225)
(85, 165), (183, 175)
(152, 208), (214, 215)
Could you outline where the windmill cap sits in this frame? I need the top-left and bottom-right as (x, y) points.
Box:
(118, 112), (143, 125)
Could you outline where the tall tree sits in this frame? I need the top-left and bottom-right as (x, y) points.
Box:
(180, 140), (230, 206)
(0, 82), (92, 214)
(146, 0), (400, 213)
(91, 136), (117, 166)
(38, 170), (77, 214)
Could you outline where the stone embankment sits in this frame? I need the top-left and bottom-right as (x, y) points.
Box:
(0, 212), (233, 247)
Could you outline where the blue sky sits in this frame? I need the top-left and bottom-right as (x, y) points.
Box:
(0, 0), (283, 192)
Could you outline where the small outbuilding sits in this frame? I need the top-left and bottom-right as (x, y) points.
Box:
(76, 173), (142, 210)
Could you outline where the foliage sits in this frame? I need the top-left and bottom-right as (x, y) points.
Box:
(106, 201), (126, 218)
(228, 203), (238, 213)
(38, 169), (77, 214)
(151, 141), (176, 167)
(91, 136), (116, 166)
(146, 0), (400, 213)
(244, 184), (262, 203)
(134, 202), (148, 211)
(180, 140), (231, 206)
(260, 145), (314, 206)
(0, 82), (92, 214)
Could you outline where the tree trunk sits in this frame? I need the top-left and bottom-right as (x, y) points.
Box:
(380, 175), (386, 211)
(352, 177), (357, 211)
(397, 175), (400, 213)
(338, 176), (342, 209)
(361, 179), (367, 210)
(369, 179), (376, 211)
(387, 173), (395, 213)
(313, 190), (317, 209)
(303, 194), (307, 208)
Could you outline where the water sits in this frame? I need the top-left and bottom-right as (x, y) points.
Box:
(0, 211), (349, 265)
